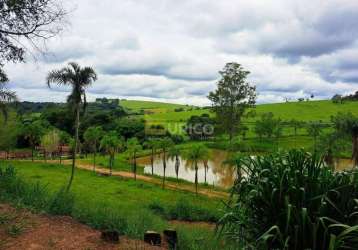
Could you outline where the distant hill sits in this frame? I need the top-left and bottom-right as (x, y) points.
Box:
(13, 99), (358, 123)
(118, 99), (194, 114)
(143, 99), (358, 123)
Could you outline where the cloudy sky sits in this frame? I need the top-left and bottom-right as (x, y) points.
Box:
(5, 0), (358, 105)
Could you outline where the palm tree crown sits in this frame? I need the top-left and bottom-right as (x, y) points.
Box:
(46, 62), (97, 108)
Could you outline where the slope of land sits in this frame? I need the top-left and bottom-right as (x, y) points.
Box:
(142, 100), (358, 123)
(119, 100), (191, 113)
(125, 99), (358, 136)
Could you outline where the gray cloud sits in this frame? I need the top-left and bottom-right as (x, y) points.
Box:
(3, 0), (358, 105)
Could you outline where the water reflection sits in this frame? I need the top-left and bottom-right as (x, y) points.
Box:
(136, 150), (356, 189)
(137, 149), (236, 188)
(334, 158), (355, 171)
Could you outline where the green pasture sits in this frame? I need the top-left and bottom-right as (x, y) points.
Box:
(0, 160), (234, 249)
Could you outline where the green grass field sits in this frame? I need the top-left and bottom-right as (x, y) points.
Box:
(119, 99), (193, 113)
(141, 100), (358, 123)
(1, 161), (234, 249)
(127, 100), (358, 137)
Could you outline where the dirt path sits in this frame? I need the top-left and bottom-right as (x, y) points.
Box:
(24, 159), (228, 199)
(0, 203), (164, 250)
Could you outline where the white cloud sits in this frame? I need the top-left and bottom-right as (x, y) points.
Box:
(4, 0), (358, 105)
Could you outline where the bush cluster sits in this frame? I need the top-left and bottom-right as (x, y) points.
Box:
(219, 150), (358, 249)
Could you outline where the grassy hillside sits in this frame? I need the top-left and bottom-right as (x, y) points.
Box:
(122, 99), (358, 137)
(140, 100), (358, 123)
(253, 100), (358, 121)
(119, 99), (192, 113)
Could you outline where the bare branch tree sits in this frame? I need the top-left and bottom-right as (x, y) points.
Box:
(0, 0), (68, 66)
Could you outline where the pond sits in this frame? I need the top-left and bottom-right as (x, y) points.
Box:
(334, 158), (355, 171)
(137, 149), (236, 188)
(136, 150), (356, 189)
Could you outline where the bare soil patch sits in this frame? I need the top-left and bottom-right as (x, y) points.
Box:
(0, 203), (164, 250)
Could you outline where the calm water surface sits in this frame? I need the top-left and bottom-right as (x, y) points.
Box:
(137, 150), (355, 188)
(137, 149), (236, 188)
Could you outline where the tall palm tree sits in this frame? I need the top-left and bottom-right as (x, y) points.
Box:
(144, 138), (159, 175)
(84, 126), (103, 173)
(100, 132), (123, 176)
(127, 138), (142, 180)
(184, 144), (209, 195)
(47, 62), (97, 191)
(0, 68), (17, 121)
(203, 159), (209, 184)
(168, 146), (180, 182)
(158, 137), (173, 189)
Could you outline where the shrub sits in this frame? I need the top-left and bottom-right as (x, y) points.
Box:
(0, 165), (48, 210)
(148, 200), (166, 217)
(74, 203), (128, 234)
(148, 197), (221, 222)
(48, 188), (74, 215)
(171, 134), (184, 144)
(219, 150), (358, 249)
(168, 197), (220, 222)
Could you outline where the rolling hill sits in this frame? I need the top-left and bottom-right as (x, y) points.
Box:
(120, 99), (358, 135)
(139, 100), (358, 122)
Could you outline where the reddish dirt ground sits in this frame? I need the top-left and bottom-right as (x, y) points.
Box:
(0, 204), (165, 250)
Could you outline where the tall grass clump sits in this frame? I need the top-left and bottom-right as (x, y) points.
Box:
(177, 226), (238, 250)
(0, 164), (74, 215)
(73, 203), (128, 234)
(148, 197), (221, 222)
(0, 165), (48, 210)
(219, 150), (358, 250)
(48, 188), (74, 215)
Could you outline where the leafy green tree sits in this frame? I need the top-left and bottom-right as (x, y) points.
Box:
(184, 114), (215, 140)
(158, 137), (174, 189)
(332, 112), (358, 166)
(208, 63), (256, 142)
(144, 138), (159, 175)
(0, 0), (66, 67)
(273, 124), (283, 150)
(254, 113), (281, 140)
(84, 126), (103, 172)
(289, 119), (304, 137)
(184, 144), (209, 195)
(47, 62), (97, 191)
(0, 112), (19, 157)
(126, 138), (142, 180)
(58, 130), (71, 164)
(238, 125), (249, 140)
(331, 94), (343, 104)
(168, 146), (180, 182)
(100, 131), (123, 176)
(0, 70), (17, 121)
(289, 119), (305, 146)
(306, 122), (325, 151)
(318, 132), (345, 166)
(116, 117), (145, 140)
(41, 129), (60, 162)
(23, 120), (44, 161)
